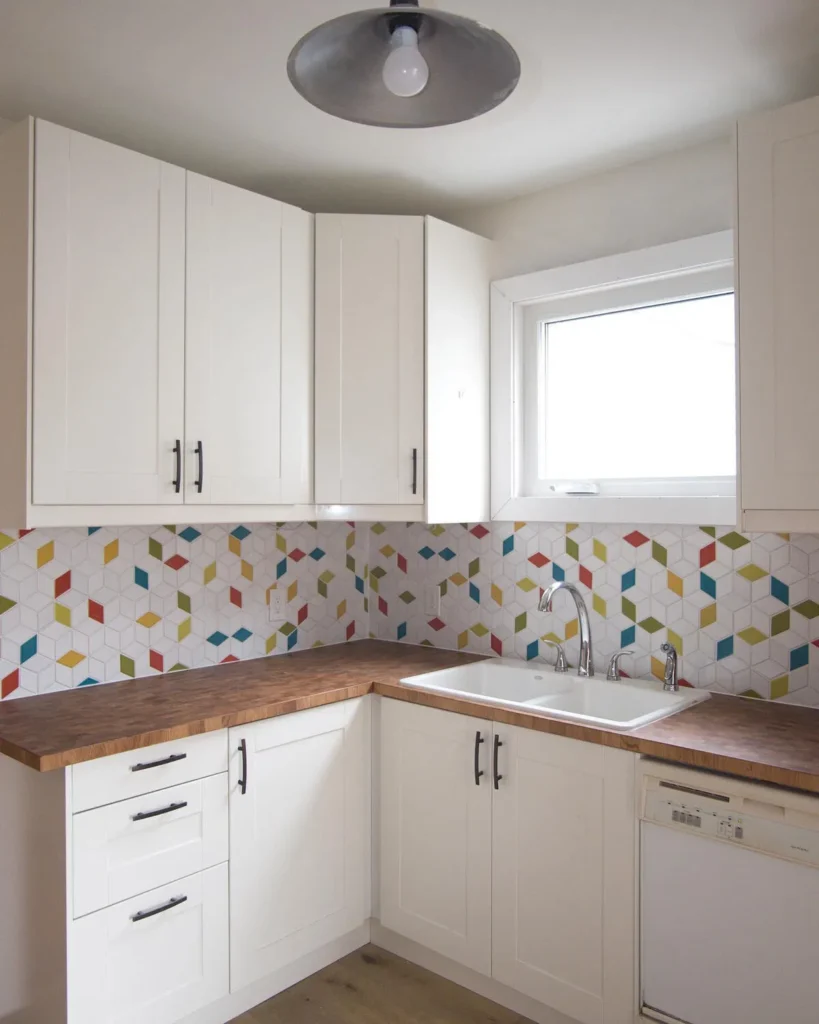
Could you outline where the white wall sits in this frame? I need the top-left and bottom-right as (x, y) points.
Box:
(455, 137), (733, 280)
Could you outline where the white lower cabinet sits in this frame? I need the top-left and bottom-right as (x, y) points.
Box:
(69, 863), (229, 1024)
(379, 700), (637, 1024)
(379, 699), (492, 975)
(228, 697), (372, 993)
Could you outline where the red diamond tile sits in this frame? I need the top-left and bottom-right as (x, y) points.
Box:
(346, 621), (356, 640)
(699, 542), (716, 568)
(624, 531), (649, 548)
(397, 553), (408, 574)
(528, 552), (550, 569)
(491, 634), (503, 656)
(230, 587), (242, 608)
(17, 529), (33, 539)
(679, 678), (694, 688)
(221, 654), (239, 664)
(298, 603), (309, 625)
(289, 548), (306, 562)
(149, 649), (164, 673)
(54, 570), (71, 599)
(165, 554), (188, 571)
(2, 668), (19, 699)
(428, 617), (446, 631)
(579, 565), (593, 590)
(378, 596), (388, 617)
(470, 525), (489, 539)
(88, 600), (104, 624)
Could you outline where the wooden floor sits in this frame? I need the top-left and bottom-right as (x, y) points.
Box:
(231, 945), (535, 1024)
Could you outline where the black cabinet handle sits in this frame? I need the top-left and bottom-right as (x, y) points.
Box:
(194, 441), (204, 493)
(131, 800), (188, 822)
(474, 731), (485, 786)
(238, 738), (248, 795)
(131, 894), (188, 923)
(493, 735), (503, 789)
(172, 439), (181, 494)
(130, 752), (187, 773)
(411, 447), (418, 495)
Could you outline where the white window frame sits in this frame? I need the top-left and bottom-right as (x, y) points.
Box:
(490, 232), (737, 525)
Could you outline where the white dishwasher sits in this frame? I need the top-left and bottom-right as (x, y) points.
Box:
(640, 760), (819, 1024)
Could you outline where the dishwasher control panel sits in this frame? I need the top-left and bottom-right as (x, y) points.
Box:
(643, 776), (819, 868)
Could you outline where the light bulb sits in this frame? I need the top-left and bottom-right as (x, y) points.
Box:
(382, 25), (429, 98)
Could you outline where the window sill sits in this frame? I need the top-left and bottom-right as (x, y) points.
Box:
(491, 494), (737, 526)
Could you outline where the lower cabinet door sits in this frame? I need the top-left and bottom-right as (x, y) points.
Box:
(491, 726), (636, 1024)
(68, 863), (229, 1024)
(229, 698), (371, 992)
(379, 699), (492, 975)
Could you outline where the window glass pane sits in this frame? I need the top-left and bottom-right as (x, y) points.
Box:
(541, 293), (736, 481)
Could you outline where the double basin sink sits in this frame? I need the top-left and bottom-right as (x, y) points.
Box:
(401, 658), (709, 731)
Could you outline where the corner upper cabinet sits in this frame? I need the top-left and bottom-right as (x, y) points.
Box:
(737, 93), (819, 532)
(314, 214), (491, 523)
(0, 117), (313, 527)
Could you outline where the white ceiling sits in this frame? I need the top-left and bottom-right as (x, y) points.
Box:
(1, 0), (819, 214)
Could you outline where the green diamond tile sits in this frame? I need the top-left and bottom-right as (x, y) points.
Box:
(770, 675), (789, 700)
(771, 610), (790, 636)
(652, 541), (667, 567)
(346, 554), (356, 573)
(0, 533), (16, 551)
(514, 612), (527, 633)
(700, 526), (717, 538)
(177, 591), (191, 613)
(739, 688), (764, 699)
(429, 525), (446, 537)
(370, 523), (386, 534)
(0, 596), (16, 615)
(667, 629), (683, 655)
(622, 597), (637, 622)
(148, 537), (163, 560)
(470, 623), (489, 637)
(369, 566), (386, 580)
(279, 622), (297, 636)
(517, 577), (538, 593)
(737, 626), (767, 645)
(399, 591), (416, 604)
(120, 655), (135, 677)
(566, 537), (579, 561)
(793, 600), (819, 620)
(319, 570), (336, 584)
(737, 564), (768, 582)
(719, 531), (750, 551)
(468, 558), (480, 578)
(638, 617), (664, 635)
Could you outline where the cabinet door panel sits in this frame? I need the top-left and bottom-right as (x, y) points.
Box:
(33, 120), (185, 505)
(738, 94), (819, 513)
(315, 215), (425, 505)
(186, 173), (287, 505)
(491, 726), (635, 1024)
(229, 698), (371, 992)
(380, 699), (492, 975)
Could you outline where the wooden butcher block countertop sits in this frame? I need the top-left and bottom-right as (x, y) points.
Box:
(1, 640), (819, 794)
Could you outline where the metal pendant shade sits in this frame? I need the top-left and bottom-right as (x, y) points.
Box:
(287, 2), (521, 128)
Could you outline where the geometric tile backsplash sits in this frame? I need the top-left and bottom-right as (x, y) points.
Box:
(0, 522), (367, 700)
(368, 521), (819, 708)
(3, 517), (819, 708)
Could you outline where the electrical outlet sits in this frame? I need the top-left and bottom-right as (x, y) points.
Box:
(424, 585), (440, 617)
(268, 590), (286, 622)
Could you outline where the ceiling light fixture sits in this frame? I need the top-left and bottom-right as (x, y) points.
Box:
(287, 0), (520, 129)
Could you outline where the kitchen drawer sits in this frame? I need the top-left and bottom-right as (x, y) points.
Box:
(68, 863), (229, 1024)
(72, 730), (228, 812)
(73, 774), (228, 918)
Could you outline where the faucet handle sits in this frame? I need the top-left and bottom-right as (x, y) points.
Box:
(660, 642), (679, 691)
(606, 649), (634, 681)
(541, 639), (568, 673)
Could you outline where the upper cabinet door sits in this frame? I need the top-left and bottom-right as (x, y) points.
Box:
(315, 214), (425, 506)
(185, 175), (313, 506)
(32, 120), (185, 505)
(738, 94), (819, 522)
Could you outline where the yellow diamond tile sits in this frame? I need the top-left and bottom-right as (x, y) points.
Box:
(228, 535), (241, 556)
(266, 633), (277, 654)
(565, 618), (578, 641)
(491, 584), (503, 607)
(737, 627), (767, 646)
(449, 572), (467, 587)
(667, 629), (683, 656)
(287, 580), (298, 602)
(380, 545), (395, 558)
(104, 539), (119, 564)
(667, 571), (684, 597)
(137, 612), (161, 628)
(517, 577), (538, 593)
(770, 675), (789, 700)
(58, 650), (85, 668)
(651, 657), (665, 682)
(203, 562), (217, 585)
(240, 559), (254, 581)
(276, 533), (287, 553)
(0, 533), (15, 551)
(592, 593), (607, 618)
(541, 631), (562, 645)
(458, 630), (469, 649)
(178, 617), (191, 641)
(593, 539), (607, 563)
(337, 599), (347, 620)
(700, 603), (718, 629)
(55, 603), (71, 627)
(37, 540), (54, 568)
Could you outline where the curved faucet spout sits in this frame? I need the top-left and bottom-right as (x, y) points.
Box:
(537, 580), (594, 677)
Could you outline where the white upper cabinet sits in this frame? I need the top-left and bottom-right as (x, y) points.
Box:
(0, 117), (313, 527)
(33, 120), (186, 507)
(315, 214), (490, 523)
(185, 175), (312, 506)
(737, 93), (819, 532)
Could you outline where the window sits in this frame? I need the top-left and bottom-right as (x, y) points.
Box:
(491, 232), (736, 524)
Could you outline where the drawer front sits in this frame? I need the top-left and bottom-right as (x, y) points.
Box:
(73, 774), (228, 918)
(72, 731), (228, 812)
(68, 863), (229, 1024)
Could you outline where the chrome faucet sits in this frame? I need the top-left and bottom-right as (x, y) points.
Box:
(660, 642), (679, 692)
(538, 581), (594, 677)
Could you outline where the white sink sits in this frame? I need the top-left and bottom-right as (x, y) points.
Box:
(400, 658), (709, 731)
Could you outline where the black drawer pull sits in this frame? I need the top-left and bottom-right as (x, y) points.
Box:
(130, 752), (187, 773)
(172, 439), (182, 493)
(238, 738), (248, 795)
(131, 800), (188, 822)
(131, 894), (188, 923)
(411, 447), (418, 495)
(493, 735), (503, 790)
(474, 731), (485, 786)
(194, 440), (204, 493)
